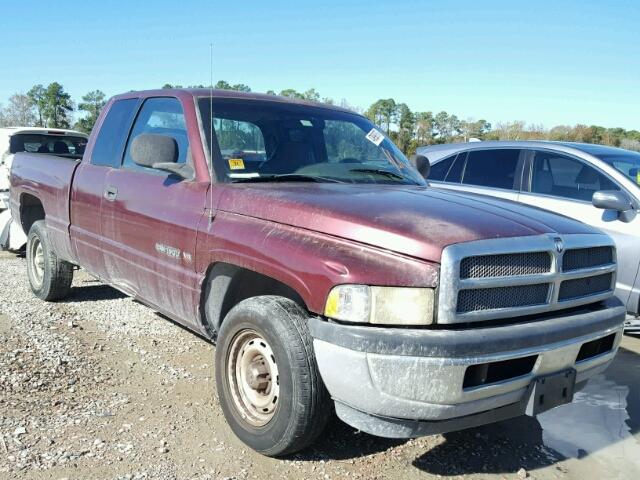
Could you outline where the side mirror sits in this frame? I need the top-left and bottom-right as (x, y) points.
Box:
(130, 134), (193, 180)
(592, 190), (636, 222)
(411, 154), (431, 179)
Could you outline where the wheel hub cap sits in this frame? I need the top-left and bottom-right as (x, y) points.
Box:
(29, 237), (45, 287)
(228, 330), (280, 426)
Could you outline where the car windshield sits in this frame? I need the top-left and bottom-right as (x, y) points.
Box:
(596, 150), (640, 189)
(198, 98), (425, 185)
(9, 133), (87, 158)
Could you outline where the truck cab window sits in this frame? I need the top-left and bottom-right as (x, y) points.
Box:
(123, 97), (189, 171)
(213, 118), (267, 173)
(198, 98), (424, 185)
(322, 120), (388, 165)
(90, 98), (138, 167)
(10, 134), (87, 157)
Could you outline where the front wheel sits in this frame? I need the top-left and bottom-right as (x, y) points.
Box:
(26, 220), (73, 301)
(215, 296), (331, 456)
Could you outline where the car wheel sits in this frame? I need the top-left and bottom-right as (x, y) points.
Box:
(26, 220), (73, 301)
(215, 295), (331, 456)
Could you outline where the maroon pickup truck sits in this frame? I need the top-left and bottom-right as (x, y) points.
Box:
(10, 89), (625, 456)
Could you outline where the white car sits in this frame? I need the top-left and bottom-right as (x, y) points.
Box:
(417, 141), (640, 332)
(0, 127), (88, 249)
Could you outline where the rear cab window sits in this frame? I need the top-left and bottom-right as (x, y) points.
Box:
(90, 99), (139, 167)
(10, 133), (87, 157)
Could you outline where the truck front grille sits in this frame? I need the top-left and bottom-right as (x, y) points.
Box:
(562, 247), (613, 271)
(457, 284), (549, 313)
(459, 252), (551, 279)
(558, 273), (614, 301)
(438, 234), (616, 325)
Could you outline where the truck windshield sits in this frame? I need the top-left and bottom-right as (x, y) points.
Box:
(596, 150), (640, 189)
(198, 98), (425, 185)
(10, 133), (87, 158)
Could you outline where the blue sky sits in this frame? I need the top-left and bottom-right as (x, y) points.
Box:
(2, 0), (638, 129)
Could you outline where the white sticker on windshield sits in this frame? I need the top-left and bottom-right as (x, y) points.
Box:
(365, 128), (384, 146)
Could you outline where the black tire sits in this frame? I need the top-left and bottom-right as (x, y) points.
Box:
(215, 296), (331, 456)
(26, 220), (73, 301)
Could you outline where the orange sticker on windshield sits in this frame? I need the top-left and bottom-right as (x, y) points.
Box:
(228, 158), (245, 170)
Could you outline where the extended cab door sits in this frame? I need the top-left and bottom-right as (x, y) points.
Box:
(70, 98), (139, 280)
(519, 149), (640, 310)
(99, 97), (208, 327)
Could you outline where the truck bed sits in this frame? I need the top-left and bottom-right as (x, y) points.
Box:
(10, 152), (81, 262)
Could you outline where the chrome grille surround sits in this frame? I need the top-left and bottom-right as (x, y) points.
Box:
(438, 234), (616, 324)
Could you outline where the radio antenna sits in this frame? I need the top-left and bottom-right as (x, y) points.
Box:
(208, 43), (215, 225)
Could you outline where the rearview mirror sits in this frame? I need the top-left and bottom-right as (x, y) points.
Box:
(592, 190), (636, 222)
(411, 154), (431, 179)
(130, 134), (193, 180)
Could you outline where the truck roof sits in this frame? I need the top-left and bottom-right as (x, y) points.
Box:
(112, 88), (357, 115)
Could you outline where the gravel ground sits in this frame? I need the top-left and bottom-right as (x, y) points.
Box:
(1, 251), (639, 480)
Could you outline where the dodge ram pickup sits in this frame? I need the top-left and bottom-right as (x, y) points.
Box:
(10, 89), (626, 456)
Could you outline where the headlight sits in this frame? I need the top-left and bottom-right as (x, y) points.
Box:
(324, 285), (435, 325)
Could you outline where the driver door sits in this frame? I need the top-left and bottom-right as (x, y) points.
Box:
(100, 97), (208, 327)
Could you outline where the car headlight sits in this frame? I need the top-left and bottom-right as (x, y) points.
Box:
(324, 285), (435, 325)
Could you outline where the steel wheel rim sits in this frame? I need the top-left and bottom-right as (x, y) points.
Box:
(227, 329), (280, 427)
(29, 236), (45, 288)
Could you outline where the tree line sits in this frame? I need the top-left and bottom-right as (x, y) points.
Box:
(0, 83), (106, 134)
(1, 81), (638, 153)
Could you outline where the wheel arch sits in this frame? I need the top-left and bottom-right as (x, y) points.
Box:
(19, 193), (45, 235)
(200, 262), (308, 340)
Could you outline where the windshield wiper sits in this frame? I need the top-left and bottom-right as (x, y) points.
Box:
(348, 168), (408, 181)
(231, 173), (345, 184)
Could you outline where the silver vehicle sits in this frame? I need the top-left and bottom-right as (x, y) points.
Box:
(417, 141), (640, 332)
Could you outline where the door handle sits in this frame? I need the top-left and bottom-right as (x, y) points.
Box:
(103, 186), (118, 202)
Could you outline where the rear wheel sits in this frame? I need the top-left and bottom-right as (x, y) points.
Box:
(215, 296), (331, 456)
(26, 220), (73, 301)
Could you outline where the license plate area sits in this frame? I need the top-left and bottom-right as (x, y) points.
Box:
(524, 368), (576, 416)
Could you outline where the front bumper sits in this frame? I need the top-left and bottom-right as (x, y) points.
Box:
(309, 298), (625, 438)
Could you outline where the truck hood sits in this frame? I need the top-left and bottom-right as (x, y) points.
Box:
(218, 183), (596, 263)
